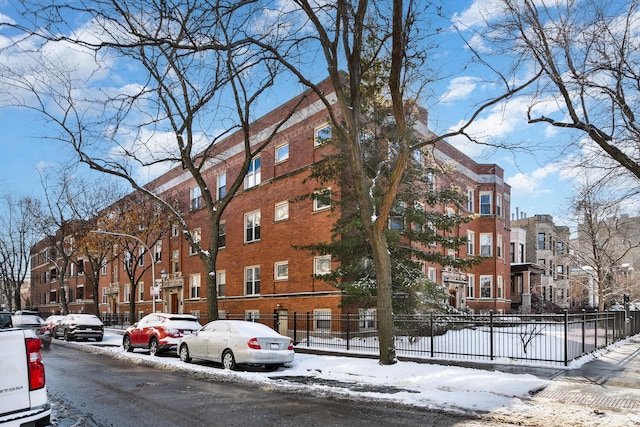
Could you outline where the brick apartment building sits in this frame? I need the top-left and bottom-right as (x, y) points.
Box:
(30, 78), (513, 324)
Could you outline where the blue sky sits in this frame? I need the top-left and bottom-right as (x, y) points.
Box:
(0, 0), (584, 227)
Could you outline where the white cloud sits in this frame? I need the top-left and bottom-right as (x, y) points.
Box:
(439, 76), (480, 103)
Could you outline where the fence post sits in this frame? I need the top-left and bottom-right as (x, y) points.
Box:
(490, 311), (494, 361)
(564, 310), (569, 366)
(306, 312), (310, 347)
(293, 312), (297, 345)
(346, 313), (350, 352)
(581, 309), (586, 355)
(430, 313), (434, 358)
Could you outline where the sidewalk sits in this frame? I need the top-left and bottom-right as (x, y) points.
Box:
(535, 335), (640, 411)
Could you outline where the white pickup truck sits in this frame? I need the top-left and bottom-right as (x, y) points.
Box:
(0, 323), (52, 427)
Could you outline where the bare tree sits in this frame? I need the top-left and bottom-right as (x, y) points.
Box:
(0, 1), (309, 322)
(0, 197), (42, 311)
(483, 0), (640, 179)
(569, 177), (640, 310)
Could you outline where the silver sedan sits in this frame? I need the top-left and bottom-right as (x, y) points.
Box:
(178, 320), (294, 370)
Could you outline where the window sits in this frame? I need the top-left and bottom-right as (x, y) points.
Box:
(426, 170), (435, 192)
(467, 231), (475, 255)
(537, 233), (545, 250)
(138, 282), (144, 302)
(467, 275), (475, 298)
(313, 188), (331, 211)
(314, 309), (331, 330)
(275, 142), (289, 163)
(245, 157), (261, 189)
(497, 235), (503, 259)
(557, 241), (564, 255)
(172, 224), (179, 237)
(359, 309), (376, 330)
(218, 221), (226, 248)
(480, 233), (493, 257)
(217, 172), (226, 199)
(189, 274), (201, 299)
(314, 124), (331, 147)
(190, 228), (201, 255)
(496, 195), (503, 217)
(76, 260), (85, 275)
(314, 256), (331, 275)
(467, 189), (474, 212)
(154, 242), (162, 262)
(245, 211), (261, 243)
(123, 284), (131, 303)
(191, 186), (202, 210)
(102, 288), (107, 304)
(275, 201), (289, 222)
(101, 259), (107, 275)
(138, 247), (145, 266)
(497, 276), (503, 298)
(124, 252), (132, 269)
(76, 285), (84, 301)
(70, 262), (75, 276)
(427, 267), (437, 282)
(274, 261), (289, 281)
(480, 276), (492, 298)
(245, 266), (260, 295)
(479, 192), (492, 215)
(245, 310), (260, 322)
(217, 270), (226, 297)
(172, 250), (180, 273)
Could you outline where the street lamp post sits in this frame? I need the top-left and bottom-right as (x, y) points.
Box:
(90, 230), (161, 313)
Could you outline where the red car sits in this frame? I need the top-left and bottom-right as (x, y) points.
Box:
(123, 313), (202, 356)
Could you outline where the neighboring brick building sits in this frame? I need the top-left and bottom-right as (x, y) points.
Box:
(511, 214), (571, 312)
(30, 78), (514, 322)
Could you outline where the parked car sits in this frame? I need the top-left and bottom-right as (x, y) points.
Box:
(123, 313), (202, 356)
(55, 314), (104, 341)
(12, 310), (52, 349)
(45, 314), (65, 337)
(178, 320), (294, 370)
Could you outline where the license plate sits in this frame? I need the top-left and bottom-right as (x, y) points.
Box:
(270, 343), (279, 350)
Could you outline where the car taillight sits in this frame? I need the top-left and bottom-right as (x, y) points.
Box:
(247, 338), (261, 349)
(26, 337), (46, 390)
(287, 339), (293, 351)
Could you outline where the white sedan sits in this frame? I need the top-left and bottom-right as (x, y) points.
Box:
(178, 320), (294, 370)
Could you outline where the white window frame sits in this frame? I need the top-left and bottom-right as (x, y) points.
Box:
(217, 270), (226, 297)
(497, 234), (503, 259)
(480, 192), (492, 215)
(101, 259), (107, 276)
(480, 275), (493, 298)
(467, 231), (475, 255)
(190, 228), (201, 256)
(138, 247), (145, 267)
(313, 188), (331, 211)
(467, 189), (474, 212)
(314, 309), (331, 330)
(245, 157), (261, 189)
(275, 142), (289, 163)
(427, 267), (437, 282)
(217, 172), (227, 199)
(245, 211), (261, 243)
(314, 123), (331, 147)
(274, 261), (289, 281)
(102, 288), (107, 304)
(123, 283), (131, 303)
(496, 194), (503, 217)
(189, 273), (201, 299)
(218, 221), (226, 248)
(467, 275), (475, 298)
(245, 265), (261, 295)
(138, 282), (144, 302)
(497, 276), (503, 299)
(314, 256), (331, 276)
(275, 201), (289, 222)
(190, 186), (202, 210)
(154, 242), (162, 262)
(480, 233), (493, 257)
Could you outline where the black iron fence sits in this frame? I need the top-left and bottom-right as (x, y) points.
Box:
(99, 310), (640, 366)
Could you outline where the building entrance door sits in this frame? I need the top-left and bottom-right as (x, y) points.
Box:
(276, 310), (288, 336)
(171, 293), (179, 314)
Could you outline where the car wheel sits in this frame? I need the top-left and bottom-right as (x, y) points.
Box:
(265, 364), (281, 372)
(222, 350), (236, 370)
(179, 344), (192, 363)
(96, 336), (103, 342)
(123, 335), (133, 352)
(149, 337), (160, 356)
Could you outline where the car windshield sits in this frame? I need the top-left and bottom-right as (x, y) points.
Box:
(13, 315), (45, 326)
(71, 315), (103, 325)
(164, 318), (201, 329)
